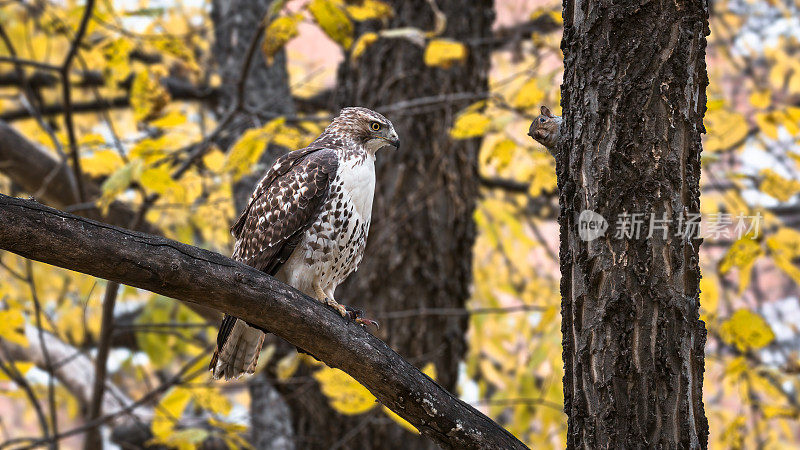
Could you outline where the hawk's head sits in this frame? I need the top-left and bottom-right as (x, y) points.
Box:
(329, 107), (400, 155)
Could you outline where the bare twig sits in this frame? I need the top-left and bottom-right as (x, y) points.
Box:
(25, 259), (59, 450)
(83, 281), (120, 450)
(59, 0), (96, 203)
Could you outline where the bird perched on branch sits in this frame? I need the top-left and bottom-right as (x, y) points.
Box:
(210, 107), (400, 380)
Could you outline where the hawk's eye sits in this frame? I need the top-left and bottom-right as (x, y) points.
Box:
(371, 122), (382, 131)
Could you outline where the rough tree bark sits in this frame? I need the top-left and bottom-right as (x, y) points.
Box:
(558, 0), (709, 447)
(265, 1), (495, 448)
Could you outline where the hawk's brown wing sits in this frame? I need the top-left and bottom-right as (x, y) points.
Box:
(231, 146), (338, 274)
(213, 147), (338, 360)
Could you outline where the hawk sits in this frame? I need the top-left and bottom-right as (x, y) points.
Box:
(210, 107), (400, 380)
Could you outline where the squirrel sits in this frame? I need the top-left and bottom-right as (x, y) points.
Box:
(528, 105), (562, 156)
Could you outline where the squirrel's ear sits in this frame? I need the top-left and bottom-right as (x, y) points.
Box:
(541, 105), (553, 117)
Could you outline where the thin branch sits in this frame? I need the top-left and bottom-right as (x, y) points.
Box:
(25, 260), (59, 450)
(83, 281), (120, 450)
(0, 194), (527, 450)
(0, 347), (50, 441)
(59, 0), (96, 203)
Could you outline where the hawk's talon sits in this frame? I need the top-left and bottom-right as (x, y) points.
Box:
(345, 306), (380, 330)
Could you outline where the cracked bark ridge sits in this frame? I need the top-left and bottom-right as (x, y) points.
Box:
(559, 0), (710, 448)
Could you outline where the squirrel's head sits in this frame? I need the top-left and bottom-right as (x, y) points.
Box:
(528, 105), (561, 150)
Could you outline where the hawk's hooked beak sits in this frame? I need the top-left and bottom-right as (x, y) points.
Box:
(385, 131), (400, 150)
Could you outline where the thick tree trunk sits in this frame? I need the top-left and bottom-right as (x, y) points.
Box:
(273, 1), (495, 448)
(558, 0), (709, 448)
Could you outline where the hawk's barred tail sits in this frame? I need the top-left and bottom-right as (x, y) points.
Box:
(210, 317), (265, 380)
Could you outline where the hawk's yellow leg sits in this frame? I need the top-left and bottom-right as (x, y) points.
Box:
(314, 283), (347, 317)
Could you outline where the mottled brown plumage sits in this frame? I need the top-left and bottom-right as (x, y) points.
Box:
(211, 107), (399, 380)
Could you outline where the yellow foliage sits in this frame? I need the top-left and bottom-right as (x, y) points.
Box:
(151, 110), (188, 128)
(0, 310), (28, 347)
(151, 386), (192, 439)
(224, 118), (285, 179)
(309, 0), (354, 49)
(513, 78), (545, 109)
(203, 149), (227, 173)
(130, 70), (171, 122)
(704, 108), (749, 152)
(719, 237), (763, 294)
(699, 274), (719, 319)
(313, 367), (376, 414)
(82, 150), (125, 177)
(719, 309), (775, 352)
(0, 362), (33, 381)
(140, 166), (180, 196)
(192, 386), (232, 416)
(766, 228), (800, 285)
(275, 352), (300, 380)
(450, 112), (491, 139)
(759, 169), (800, 202)
(101, 160), (143, 200)
(351, 32), (379, 61)
(424, 39), (468, 69)
(749, 90), (771, 109)
(346, 0), (394, 21)
(263, 14), (302, 64)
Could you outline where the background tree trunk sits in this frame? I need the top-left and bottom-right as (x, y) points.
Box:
(559, 0), (709, 447)
(210, 1), (297, 447)
(272, 1), (495, 448)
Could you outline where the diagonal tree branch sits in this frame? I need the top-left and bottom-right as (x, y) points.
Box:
(0, 194), (527, 450)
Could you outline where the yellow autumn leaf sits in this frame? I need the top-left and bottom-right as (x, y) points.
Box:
(759, 168), (800, 202)
(0, 362), (33, 381)
(766, 228), (800, 285)
(513, 78), (545, 109)
(719, 237), (763, 294)
(704, 108), (749, 152)
(82, 150), (125, 177)
(140, 166), (180, 196)
(102, 38), (133, 83)
(130, 70), (170, 122)
(749, 90), (771, 109)
(309, 0), (353, 49)
(0, 310), (28, 347)
(275, 352), (299, 380)
(263, 14), (302, 64)
(346, 0), (394, 21)
(150, 109), (187, 128)
(192, 386), (232, 416)
(382, 405), (419, 434)
(699, 274), (719, 318)
(719, 309), (775, 352)
(203, 149), (226, 173)
(351, 32), (379, 61)
(489, 138), (516, 169)
(526, 152), (557, 196)
(101, 160), (143, 199)
(755, 112), (780, 139)
(224, 119), (284, 179)
(151, 386), (192, 438)
(424, 39), (468, 69)
(450, 112), (491, 139)
(313, 367), (376, 415)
